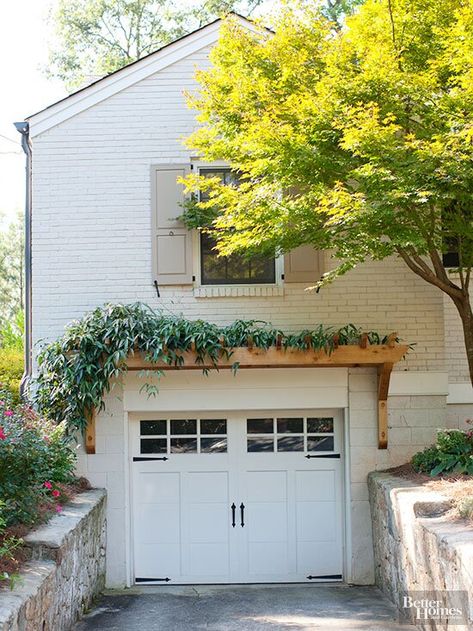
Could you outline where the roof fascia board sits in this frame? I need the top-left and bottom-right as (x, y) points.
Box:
(28, 21), (222, 138)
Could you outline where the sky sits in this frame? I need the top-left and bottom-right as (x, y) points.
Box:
(0, 0), (66, 227)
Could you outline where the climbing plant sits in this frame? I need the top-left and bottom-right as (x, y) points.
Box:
(35, 303), (397, 433)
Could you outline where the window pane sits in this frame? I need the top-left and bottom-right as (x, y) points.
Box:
(201, 437), (227, 453)
(140, 420), (166, 436)
(307, 418), (334, 434)
(141, 438), (167, 454)
(201, 419), (227, 435)
(277, 418), (303, 433)
(277, 436), (304, 452)
(247, 418), (274, 434)
(307, 436), (334, 452)
(170, 419), (197, 435)
(171, 437), (197, 453)
(247, 438), (274, 452)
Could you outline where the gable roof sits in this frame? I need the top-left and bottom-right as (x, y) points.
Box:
(27, 13), (256, 138)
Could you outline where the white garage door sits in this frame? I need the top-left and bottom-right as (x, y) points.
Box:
(131, 411), (344, 584)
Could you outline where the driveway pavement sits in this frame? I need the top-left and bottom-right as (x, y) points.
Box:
(75, 584), (416, 630)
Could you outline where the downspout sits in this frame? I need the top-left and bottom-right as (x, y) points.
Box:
(14, 121), (32, 399)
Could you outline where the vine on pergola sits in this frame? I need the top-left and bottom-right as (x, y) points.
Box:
(34, 302), (399, 433)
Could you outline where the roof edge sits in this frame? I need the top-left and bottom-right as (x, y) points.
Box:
(27, 13), (259, 137)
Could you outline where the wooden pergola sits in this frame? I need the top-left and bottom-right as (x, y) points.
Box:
(85, 335), (408, 454)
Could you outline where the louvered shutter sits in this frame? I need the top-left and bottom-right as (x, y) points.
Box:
(152, 165), (193, 285)
(284, 246), (324, 283)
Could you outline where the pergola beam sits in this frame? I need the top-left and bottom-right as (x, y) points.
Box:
(85, 342), (408, 454)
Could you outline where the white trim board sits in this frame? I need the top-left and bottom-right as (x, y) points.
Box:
(389, 372), (448, 396)
(447, 383), (473, 405)
(123, 368), (349, 412)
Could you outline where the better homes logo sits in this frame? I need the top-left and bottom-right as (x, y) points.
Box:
(401, 591), (469, 626)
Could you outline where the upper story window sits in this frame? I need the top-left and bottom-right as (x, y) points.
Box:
(199, 168), (276, 286)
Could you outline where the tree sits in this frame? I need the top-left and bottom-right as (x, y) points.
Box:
(47, 0), (265, 90)
(0, 214), (24, 324)
(181, 1), (473, 384)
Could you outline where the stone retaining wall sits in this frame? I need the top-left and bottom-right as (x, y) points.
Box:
(368, 472), (473, 630)
(0, 489), (106, 631)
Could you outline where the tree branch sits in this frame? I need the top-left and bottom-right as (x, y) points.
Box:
(396, 247), (464, 299)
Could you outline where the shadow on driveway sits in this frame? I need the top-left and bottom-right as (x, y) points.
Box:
(75, 584), (416, 630)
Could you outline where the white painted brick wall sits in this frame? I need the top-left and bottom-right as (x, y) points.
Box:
(443, 291), (471, 384)
(31, 44), (447, 377)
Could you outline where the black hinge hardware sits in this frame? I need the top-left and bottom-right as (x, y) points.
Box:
(307, 574), (342, 580)
(305, 454), (340, 459)
(133, 456), (169, 462)
(231, 503), (236, 528)
(240, 503), (245, 527)
(153, 279), (160, 298)
(281, 273), (285, 280)
(136, 577), (171, 583)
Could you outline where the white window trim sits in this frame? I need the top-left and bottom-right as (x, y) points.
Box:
(190, 161), (284, 298)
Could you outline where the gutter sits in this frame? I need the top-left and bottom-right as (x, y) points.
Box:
(14, 121), (32, 398)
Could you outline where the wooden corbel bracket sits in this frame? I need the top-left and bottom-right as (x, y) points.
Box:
(85, 408), (96, 455)
(377, 362), (394, 449)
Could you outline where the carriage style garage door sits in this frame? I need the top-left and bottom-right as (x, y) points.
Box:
(131, 410), (344, 584)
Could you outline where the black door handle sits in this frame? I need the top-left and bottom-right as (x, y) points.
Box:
(240, 503), (245, 527)
(231, 503), (236, 528)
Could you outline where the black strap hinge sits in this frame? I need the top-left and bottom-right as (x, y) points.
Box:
(133, 456), (168, 462)
(305, 454), (340, 459)
(136, 577), (171, 583)
(307, 574), (342, 580)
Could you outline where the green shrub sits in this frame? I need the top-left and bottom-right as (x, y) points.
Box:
(0, 390), (76, 527)
(412, 429), (473, 476)
(0, 312), (24, 351)
(0, 349), (23, 404)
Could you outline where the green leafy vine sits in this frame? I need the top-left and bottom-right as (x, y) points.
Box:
(34, 303), (399, 433)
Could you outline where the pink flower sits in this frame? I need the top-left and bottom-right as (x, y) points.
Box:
(0, 401), (4, 406)
(44, 481), (52, 490)
(0, 427), (6, 440)
(4, 410), (13, 417)
(52, 490), (60, 498)
(55, 505), (63, 513)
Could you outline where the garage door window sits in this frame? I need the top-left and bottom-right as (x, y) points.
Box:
(140, 419), (227, 454)
(247, 416), (335, 453)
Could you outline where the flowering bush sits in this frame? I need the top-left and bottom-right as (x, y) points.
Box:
(0, 390), (76, 527)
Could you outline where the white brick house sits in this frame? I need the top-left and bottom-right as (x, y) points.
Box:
(24, 16), (472, 588)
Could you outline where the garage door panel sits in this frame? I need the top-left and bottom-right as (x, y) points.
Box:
(138, 472), (180, 503)
(135, 543), (181, 577)
(247, 502), (287, 542)
(246, 471), (287, 501)
(186, 471), (229, 502)
(188, 503), (229, 543)
(135, 504), (180, 544)
(296, 501), (337, 542)
(296, 541), (343, 575)
(248, 542), (289, 575)
(296, 470), (336, 502)
(190, 543), (230, 575)
(132, 412), (344, 583)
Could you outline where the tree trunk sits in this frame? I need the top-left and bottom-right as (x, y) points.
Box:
(452, 295), (473, 387)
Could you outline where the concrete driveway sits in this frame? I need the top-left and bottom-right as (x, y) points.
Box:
(75, 584), (416, 630)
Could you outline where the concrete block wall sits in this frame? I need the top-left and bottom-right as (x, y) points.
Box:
(347, 368), (447, 585)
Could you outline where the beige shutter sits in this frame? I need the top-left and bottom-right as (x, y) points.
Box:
(284, 246), (324, 283)
(152, 164), (193, 285)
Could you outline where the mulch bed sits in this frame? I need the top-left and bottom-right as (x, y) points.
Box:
(383, 463), (473, 523)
